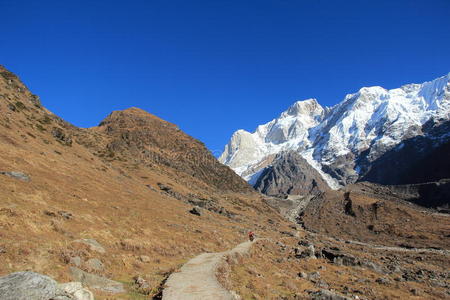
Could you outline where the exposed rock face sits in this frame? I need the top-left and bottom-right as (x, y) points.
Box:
(355, 180), (450, 210)
(359, 120), (450, 185)
(254, 151), (330, 197)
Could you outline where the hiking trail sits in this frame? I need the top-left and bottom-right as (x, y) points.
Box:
(162, 240), (257, 300)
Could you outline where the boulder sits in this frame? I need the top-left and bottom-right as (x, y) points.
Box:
(139, 255), (151, 263)
(69, 256), (82, 267)
(0, 171), (30, 182)
(70, 267), (125, 294)
(57, 282), (94, 300)
(0, 271), (93, 300)
(84, 258), (104, 272)
(0, 271), (58, 300)
(73, 238), (105, 253)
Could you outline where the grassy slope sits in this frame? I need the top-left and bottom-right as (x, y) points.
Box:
(0, 66), (291, 298)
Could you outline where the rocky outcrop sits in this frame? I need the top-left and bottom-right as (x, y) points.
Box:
(254, 152), (330, 197)
(0, 271), (93, 300)
(70, 267), (125, 294)
(354, 180), (450, 210)
(359, 120), (450, 185)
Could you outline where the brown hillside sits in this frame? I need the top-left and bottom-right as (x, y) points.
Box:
(0, 65), (290, 298)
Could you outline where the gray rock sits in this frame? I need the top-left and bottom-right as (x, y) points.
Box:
(70, 267), (125, 294)
(189, 206), (202, 216)
(58, 211), (74, 220)
(85, 258), (104, 272)
(57, 282), (94, 300)
(133, 275), (150, 291)
(308, 271), (321, 281)
(0, 271), (94, 300)
(73, 238), (105, 253)
(139, 255), (151, 263)
(295, 244), (317, 259)
(309, 289), (352, 300)
(0, 271), (58, 300)
(375, 277), (390, 285)
(69, 256), (82, 267)
(0, 171), (30, 182)
(51, 127), (73, 146)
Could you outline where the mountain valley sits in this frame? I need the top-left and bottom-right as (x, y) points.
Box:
(0, 66), (449, 300)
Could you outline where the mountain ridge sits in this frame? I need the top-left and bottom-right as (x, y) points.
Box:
(220, 73), (450, 192)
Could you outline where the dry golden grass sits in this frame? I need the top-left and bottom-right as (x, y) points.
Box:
(0, 65), (291, 298)
(228, 238), (450, 300)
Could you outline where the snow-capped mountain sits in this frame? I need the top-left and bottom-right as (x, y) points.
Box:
(219, 73), (450, 191)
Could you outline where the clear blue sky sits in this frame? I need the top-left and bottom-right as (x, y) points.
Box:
(1, 1), (449, 153)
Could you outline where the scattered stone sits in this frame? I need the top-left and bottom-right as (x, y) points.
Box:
(133, 275), (150, 293)
(139, 255), (151, 263)
(85, 258), (104, 272)
(309, 289), (352, 300)
(295, 244), (316, 259)
(73, 239), (105, 254)
(51, 127), (72, 146)
(157, 182), (172, 192)
(44, 210), (57, 217)
(69, 256), (82, 267)
(308, 271), (321, 282)
(0, 247), (6, 254)
(59, 211), (74, 220)
(7, 103), (16, 111)
(189, 206), (202, 216)
(145, 184), (157, 192)
(298, 240), (312, 247)
(410, 288), (420, 296)
(0, 171), (30, 182)
(280, 230), (295, 237)
(70, 267), (125, 294)
(298, 272), (308, 279)
(375, 277), (389, 285)
(316, 280), (330, 289)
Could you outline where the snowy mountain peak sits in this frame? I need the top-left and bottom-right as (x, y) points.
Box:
(283, 98), (323, 117)
(220, 73), (450, 192)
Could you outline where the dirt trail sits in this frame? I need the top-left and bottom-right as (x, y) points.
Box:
(162, 240), (256, 300)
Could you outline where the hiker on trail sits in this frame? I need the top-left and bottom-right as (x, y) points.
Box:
(248, 231), (255, 242)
